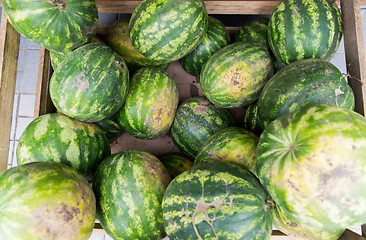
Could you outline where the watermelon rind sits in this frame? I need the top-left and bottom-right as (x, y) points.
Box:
(0, 162), (96, 240)
(162, 162), (273, 240)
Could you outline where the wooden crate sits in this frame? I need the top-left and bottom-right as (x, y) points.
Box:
(0, 0), (366, 239)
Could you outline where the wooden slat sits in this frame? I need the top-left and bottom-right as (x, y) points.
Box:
(34, 48), (54, 119)
(341, 0), (366, 116)
(95, 0), (366, 14)
(0, 9), (20, 173)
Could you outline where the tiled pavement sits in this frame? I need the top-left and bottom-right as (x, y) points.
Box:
(2, 6), (366, 240)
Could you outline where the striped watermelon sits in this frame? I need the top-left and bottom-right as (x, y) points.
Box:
(271, 203), (345, 240)
(16, 113), (110, 180)
(129, 0), (208, 63)
(180, 16), (230, 76)
(243, 101), (263, 136)
(0, 162), (96, 240)
(92, 150), (171, 240)
(200, 42), (274, 108)
(95, 112), (123, 141)
(257, 58), (355, 128)
(256, 103), (366, 230)
(160, 154), (194, 178)
(268, 0), (342, 65)
(170, 97), (235, 159)
(162, 162), (273, 240)
(105, 18), (169, 73)
(117, 67), (179, 140)
(233, 18), (270, 49)
(195, 127), (259, 174)
(49, 43), (129, 122)
(3, 0), (98, 53)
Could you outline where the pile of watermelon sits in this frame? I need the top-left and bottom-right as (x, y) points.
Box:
(2, 0), (366, 239)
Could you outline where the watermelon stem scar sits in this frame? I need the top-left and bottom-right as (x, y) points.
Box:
(191, 191), (234, 240)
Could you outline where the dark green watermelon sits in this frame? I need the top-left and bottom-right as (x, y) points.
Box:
(0, 162), (96, 240)
(117, 66), (179, 140)
(105, 18), (169, 72)
(95, 112), (123, 141)
(16, 113), (110, 180)
(233, 18), (269, 49)
(200, 42), (274, 108)
(243, 101), (263, 136)
(256, 103), (366, 231)
(93, 150), (171, 240)
(49, 42), (129, 122)
(160, 154), (194, 178)
(268, 0), (342, 65)
(170, 97), (235, 159)
(3, 0), (98, 52)
(180, 16), (230, 76)
(257, 58), (355, 128)
(129, 0), (208, 62)
(195, 127), (259, 174)
(162, 162), (273, 240)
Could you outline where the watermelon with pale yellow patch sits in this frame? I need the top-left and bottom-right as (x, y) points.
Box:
(117, 66), (179, 140)
(200, 42), (273, 108)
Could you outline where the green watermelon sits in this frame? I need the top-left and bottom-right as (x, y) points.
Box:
(180, 16), (231, 76)
(105, 18), (169, 73)
(256, 103), (366, 231)
(129, 0), (208, 63)
(233, 18), (270, 49)
(271, 203), (345, 240)
(3, 0), (98, 53)
(162, 162), (273, 240)
(195, 127), (259, 174)
(92, 150), (171, 240)
(200, 42), (274, 108)
(257, 58), (355, 128)
(16, 113), (110, 180)
(170, 97), (235, 159)
(268, 0), (342, 65)
(160, 154), (194, 178)
(0, 162), (96, 240)
(117, 67), (179, 140)
(95, 112), (123, 141)
(49, 42), (130, 122)
(243, 101), (263, 136)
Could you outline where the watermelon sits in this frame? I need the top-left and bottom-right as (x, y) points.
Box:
(162, 162), (273, 240)
(271, 203), (345, 240)
(3, 0), (98, 53)
(200, 42), (274, 108)
(0, 162), (96, 240)
(129, 0), (208, 63)
(257, 58), (355, 128)
(160, 154), (194, 178)
(233, 18), (270, 49)
(268, 0), (342, 65)
(117, 66), (179, 140)
(243, 101), (263, 136)
(105, 18), (169, 73)
(195, 127), (259, 174)
(256, 103), (366, 231)
(95, 112), (123, 141)
(170, 97), (235, 159)
(16, 113), (110, 180)
(49, 42), (129, 122)
(180, 16), (231, 76)
(92, 150), (171, 240)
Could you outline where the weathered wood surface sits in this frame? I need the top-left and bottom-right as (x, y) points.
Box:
(0, 10), (20, 173)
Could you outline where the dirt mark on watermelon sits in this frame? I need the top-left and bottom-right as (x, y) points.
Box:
(73, 72), (89, 91)
(191, 192), (234, 240)
(115, 61), (125, 72)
